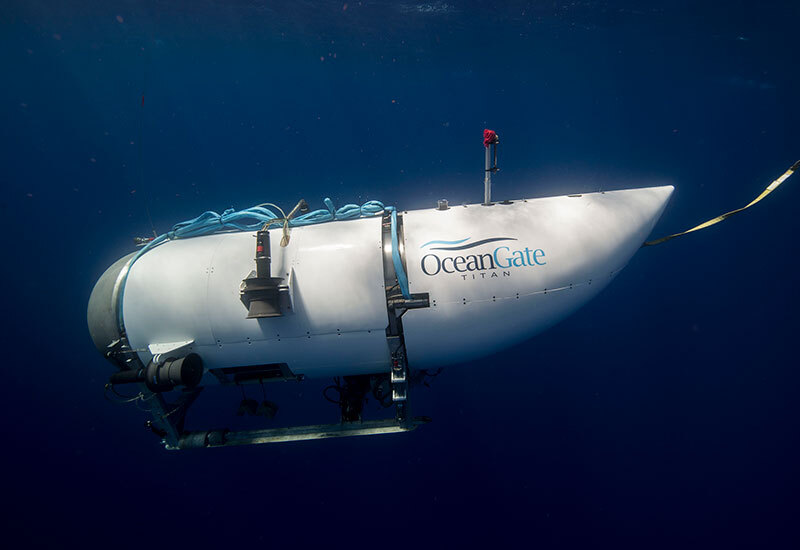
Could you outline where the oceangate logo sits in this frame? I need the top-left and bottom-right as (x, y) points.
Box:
(419, 237), (546, 279)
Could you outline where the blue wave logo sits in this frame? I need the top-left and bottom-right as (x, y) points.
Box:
(420, 237), (517, 251)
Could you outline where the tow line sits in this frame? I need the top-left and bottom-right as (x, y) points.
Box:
(644, 160), (799, 246)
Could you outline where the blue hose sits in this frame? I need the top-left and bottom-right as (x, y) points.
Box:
(117, 198), (410, 330)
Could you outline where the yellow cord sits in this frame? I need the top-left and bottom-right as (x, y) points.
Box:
(644, 160), (799, 246)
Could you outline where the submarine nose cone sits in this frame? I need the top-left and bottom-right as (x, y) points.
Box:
(642, 184), (674, 219)
(634, 183), (674, 240)
(87, 253), (135, 354)
(607, 184), (675, 250)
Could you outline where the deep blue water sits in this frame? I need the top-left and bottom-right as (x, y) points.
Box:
(2, 1), (799, 547)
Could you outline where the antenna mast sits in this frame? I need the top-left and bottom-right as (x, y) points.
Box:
(483, 129), (500, 205)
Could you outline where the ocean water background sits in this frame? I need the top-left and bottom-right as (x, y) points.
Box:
(2, 1), (799, 547)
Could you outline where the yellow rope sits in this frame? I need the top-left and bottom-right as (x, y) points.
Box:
(644, 160), (799, 246)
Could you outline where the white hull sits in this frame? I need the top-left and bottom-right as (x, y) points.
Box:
(402, 186), (674, 367)
(94, 185), (673, 380)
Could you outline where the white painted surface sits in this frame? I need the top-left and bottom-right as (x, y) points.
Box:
(400, 186), (674, 367)
(123, 217), (390, 377)
(119, 186), (673, 378)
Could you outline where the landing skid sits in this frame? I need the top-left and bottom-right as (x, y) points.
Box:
(136, 359), (428, 450)
(173, 416), (431, 450)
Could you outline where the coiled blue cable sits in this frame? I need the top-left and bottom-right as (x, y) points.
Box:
(116, 198), (410, 330)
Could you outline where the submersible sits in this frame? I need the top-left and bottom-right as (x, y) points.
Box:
(87, 130), (683, 450)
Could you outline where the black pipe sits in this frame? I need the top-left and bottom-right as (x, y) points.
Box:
(109, 368), (145, 385)
(255, 229), (271, 277)
(108, 354), (204, 393)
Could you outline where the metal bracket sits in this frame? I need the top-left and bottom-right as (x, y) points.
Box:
(148, 340), (194, 358)
(391, 351), (408, 403)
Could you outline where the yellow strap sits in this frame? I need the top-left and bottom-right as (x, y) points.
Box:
(643, 160), (800, 247)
